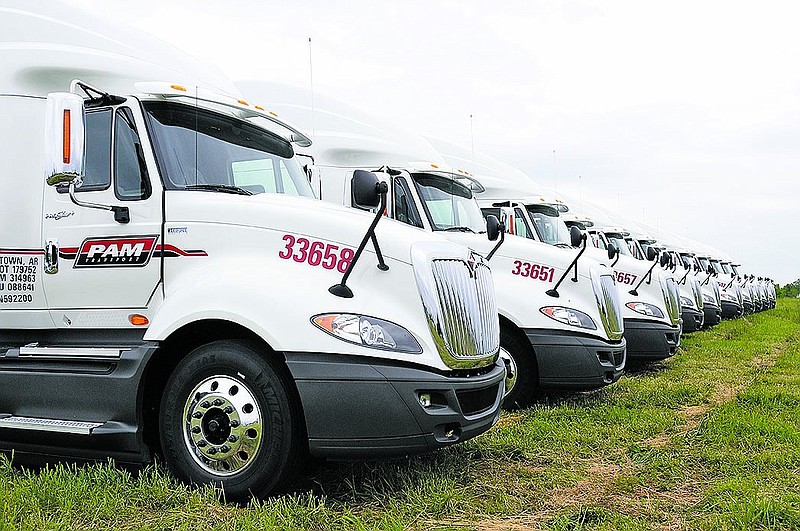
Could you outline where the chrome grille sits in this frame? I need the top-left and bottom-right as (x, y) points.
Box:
(428, 259), (500, 366)
(598, 274), (624, 340)
(664, 277), (681, 325)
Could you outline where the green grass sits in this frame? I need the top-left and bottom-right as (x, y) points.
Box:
(2, 300), (799, 530)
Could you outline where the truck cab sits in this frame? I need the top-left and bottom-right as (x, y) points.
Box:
(484, 197), (681, 363)
(0, 77), (505, 499)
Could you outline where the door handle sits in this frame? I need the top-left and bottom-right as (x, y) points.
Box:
(44, 239), (59, 275)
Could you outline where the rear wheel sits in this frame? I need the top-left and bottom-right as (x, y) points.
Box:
(500, 327), (537, 409)
(159, 340), (302, 501)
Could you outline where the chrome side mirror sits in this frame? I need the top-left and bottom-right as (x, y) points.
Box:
(45, 92), (85, 187)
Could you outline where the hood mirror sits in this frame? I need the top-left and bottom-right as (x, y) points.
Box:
(607, 241), (619, 261)
(569, 226), (583, 248)
(486, 214), (501, 241)
(646, 247), (657, 262)
(660, 253), (670, 268)
(351, 170), (384, 210)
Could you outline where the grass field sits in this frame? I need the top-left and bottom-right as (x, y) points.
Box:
(2, 299), (799, 530)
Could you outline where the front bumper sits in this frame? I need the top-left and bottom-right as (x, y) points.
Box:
(523, 329), (626, 390)
(623, 318), (681, 361)
(681, 308), (704, 333)
(721, 301), (743, 319)
(283, 352), (504, 458)
(702, 304), (722, 327)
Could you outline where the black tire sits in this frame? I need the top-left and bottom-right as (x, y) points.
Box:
(159, 340), (302, 501)
(500, 327), (537, 410)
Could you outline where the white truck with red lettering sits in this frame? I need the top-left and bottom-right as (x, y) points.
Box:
(422, 138), (681, 363)
(0, 12), (505, 500)
(236, 82), (628, 409)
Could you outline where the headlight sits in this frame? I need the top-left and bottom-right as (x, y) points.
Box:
(540, 306), (597, 330)
(679, 295), (694, 308)
(702, 293), (715, 305)
(721, 291), (738, 302)
(312, 314), (422, 353)
(625, 302), (665, 318)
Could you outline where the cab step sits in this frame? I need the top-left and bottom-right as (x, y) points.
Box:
(0, 416), (104, 435)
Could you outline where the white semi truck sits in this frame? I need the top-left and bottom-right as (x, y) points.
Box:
(426, 139), (682, 362)
(235, 84), (627, 408)
(0, 15), (505, 500)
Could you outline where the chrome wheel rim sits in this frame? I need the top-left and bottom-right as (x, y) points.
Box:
(182, 375), (263, 476)
(499, 347), (517, 397)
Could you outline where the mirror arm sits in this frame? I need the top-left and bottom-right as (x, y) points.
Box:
(67, 182), (129, 224)
(486, 222), (505, 261)
(679, 268), (690, 284)
(329, 185), (388, 298)
(611, 249), (620, 268)
(630, 251), (660, 296)
(547, 234), (587, 297)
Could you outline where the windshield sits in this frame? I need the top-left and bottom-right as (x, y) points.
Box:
(589, 231), (607, 249)
(412, 173), (487, 233)
(143, 101), (314, 198)
(625, 238), (644, 259)
(698, 257), (710, 271)
(605, 234), (631, 256)
(710, 260), (723, 274)
(731, 264), (740, 276)
(525, 206), (572, 245)
(721, 262), (732, 274)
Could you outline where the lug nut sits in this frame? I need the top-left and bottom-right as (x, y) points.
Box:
(213, 398), (224, 406)
(220, 445), (231, 453)
(200, 401), (210, 408)
(207, 447), (217, 455)
(228, 435), (238, 442)
(197, 440), (207, 447)
(223, 406), (234, 414)
(230, 420), (240, 428)
(192, 411), (202, 419)
(191, 426), (201, 434)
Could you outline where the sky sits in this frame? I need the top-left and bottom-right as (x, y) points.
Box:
(71, 0), (800, 283)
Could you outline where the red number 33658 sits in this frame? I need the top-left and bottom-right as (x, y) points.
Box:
(278, 234), (355, 273)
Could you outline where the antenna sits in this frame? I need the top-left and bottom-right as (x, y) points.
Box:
(308, 37), (317, 157)
(469, 114), (476, 174)
(578, 175), (583, 212)
(552, 149), (557, 197)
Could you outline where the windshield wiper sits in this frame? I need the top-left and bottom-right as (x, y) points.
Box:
(184, 184), (253, 196)
(443, 226), (476, 233)
(554, 242), (572, 249)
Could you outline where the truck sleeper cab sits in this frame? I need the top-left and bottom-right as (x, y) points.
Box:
(501, 203), (681, 362)
(0, 83), (504, 500)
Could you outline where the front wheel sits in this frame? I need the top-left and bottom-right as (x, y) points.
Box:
(500, 328), (537, 410)
(159, 340), (302, 501)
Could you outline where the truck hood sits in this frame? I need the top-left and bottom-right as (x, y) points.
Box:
(165, 190), (449, 265)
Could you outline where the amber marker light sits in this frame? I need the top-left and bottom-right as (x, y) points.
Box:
(237, 99), (249, 106)
(254, 105), (265, 111)
(170, 84), (187, 91)
(62, 109), (71, 164)
(129, 314), (150, 326)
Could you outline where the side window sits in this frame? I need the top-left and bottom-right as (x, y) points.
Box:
(393, 177), (423, 228)
(78, 109), (112, 191)
(513, 208), (532, 239)
(114, 108), (151, 200)
(232, 159), (274, 194)
(278, 161), (299, 195)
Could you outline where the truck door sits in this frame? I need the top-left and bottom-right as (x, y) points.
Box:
(41, 105), (162, 318)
